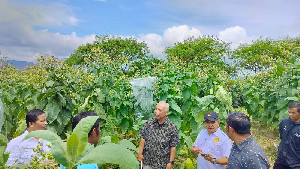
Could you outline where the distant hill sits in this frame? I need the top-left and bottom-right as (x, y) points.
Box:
(4, 60), (35, 68)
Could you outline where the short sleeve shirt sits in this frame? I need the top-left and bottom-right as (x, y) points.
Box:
(226, 135), (269, 169)
(139, 118), (180, 169)
(193, 128), (232, 169)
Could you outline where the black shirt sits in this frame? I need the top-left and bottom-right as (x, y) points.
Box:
(277, 118), (300, 168)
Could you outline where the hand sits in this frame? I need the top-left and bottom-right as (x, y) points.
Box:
(166, 162), (173, 169)
(203, 152), (214, 163)
(138, 153), (144, 162)
(191, 145), (203, 155)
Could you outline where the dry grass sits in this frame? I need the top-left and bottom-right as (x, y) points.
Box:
(251, 120), (280, 168)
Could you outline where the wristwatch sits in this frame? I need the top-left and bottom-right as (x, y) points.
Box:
(213, 158), (218, 164)
(169, 161), (174, 164)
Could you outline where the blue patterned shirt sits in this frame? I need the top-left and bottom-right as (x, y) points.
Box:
(226, 135), (269, 169)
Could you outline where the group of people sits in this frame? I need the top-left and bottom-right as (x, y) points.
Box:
(3, 101), (300, 169)
(5, 110), (101, 168)
(138, 101), (300, 169)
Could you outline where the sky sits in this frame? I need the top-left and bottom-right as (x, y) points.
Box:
(0, 0), (299, 62)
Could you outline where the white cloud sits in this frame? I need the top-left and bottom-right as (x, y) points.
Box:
(219, 26), (254, 49)
(163, 25), (202, 45)
(138, 25), (202, 58)
(0, 0), (93, 62)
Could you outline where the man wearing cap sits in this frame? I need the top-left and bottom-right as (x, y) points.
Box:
(191, 111), (232, 169)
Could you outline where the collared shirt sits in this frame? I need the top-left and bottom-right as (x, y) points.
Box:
(6, 136), (51, 166)
(226, 135), (269, 169)
(139, 118), (180, 169)
(277, 118), (300, 168)
(5, 130), (29, 153)
(193, 128), (232, 169)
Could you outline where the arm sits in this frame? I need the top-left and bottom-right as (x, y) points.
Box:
(138, 138), (145, 162)
(166, 147), (176, 169)
(204, 152), (228, 165)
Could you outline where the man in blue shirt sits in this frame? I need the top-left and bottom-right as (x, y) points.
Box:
(191, 111), (232, 169)
(225, 112), (269, 169)
(274, 102), (300, 169)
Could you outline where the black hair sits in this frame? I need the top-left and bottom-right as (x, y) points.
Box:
(288, 102), (300, 113)
(72, 111), (100, 137)
(226, 112), (251, 134)
(26, 109), (46, 128)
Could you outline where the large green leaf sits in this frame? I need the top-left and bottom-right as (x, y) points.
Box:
(24, 130), (69, 166)
(118, 139), (138, 152)
(45, 101), (61, 124)
(67, 133), (79, 159)
(77, 143), (139, 169)
(169, 100), (182, 114)
(73, 116), (98, 156)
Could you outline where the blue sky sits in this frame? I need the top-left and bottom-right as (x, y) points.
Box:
(0, 0), (299, 62)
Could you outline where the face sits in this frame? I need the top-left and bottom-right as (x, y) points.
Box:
(204, 120), (219, 135)
(154, 102), (168, 122)
(29, 113), (48, 132)
(289, 108), (300, 122)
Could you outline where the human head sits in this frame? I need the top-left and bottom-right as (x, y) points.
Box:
(154, 101), (169, 124)
(204, 111), (220, 135)
(72, 111), (101, 144)
(226, 112), (251, 135)
(26, 109), (48, 132)
(288, 102), (300, 122)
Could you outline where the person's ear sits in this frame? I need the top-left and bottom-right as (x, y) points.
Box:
(28, 122), (34, 127)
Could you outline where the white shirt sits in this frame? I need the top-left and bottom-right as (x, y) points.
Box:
(6, 133), (51, 166)
(193, 128), (232, 169)
(5, 130), (29, 153)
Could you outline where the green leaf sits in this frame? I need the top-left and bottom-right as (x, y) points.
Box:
(95, 88), (105, 103)
(78, 95), (91, 113)
(77, 143), (139, 169)
(285, 97), (299, 102)
(120, 118), (129, 133)
(195, 95), (215, 107)
(73, 116), (98, 156)
(168, 114), (181, 130)
(182, 133), (193, 148)
(45, 101), (61, 124)
(169, 100), (182, 114)
(24, 130), (69, 167)
(118, 139), (138, 152)
(46, 80), (55, 87)
(0, 133), (8, 145)
(58, 93), (66, 106)
(182, 88), (192, 102)
(67, 133), (79, 159)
